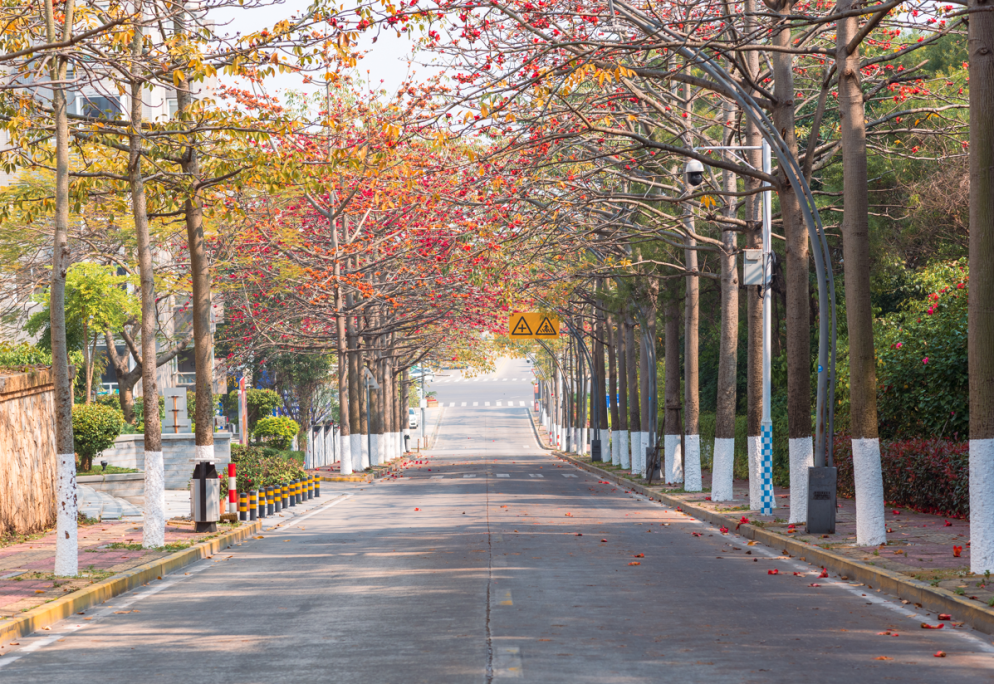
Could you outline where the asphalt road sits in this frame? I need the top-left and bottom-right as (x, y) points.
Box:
(3, 379), (994, 682)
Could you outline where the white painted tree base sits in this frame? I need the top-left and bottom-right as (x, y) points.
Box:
(619, 431), (630, 468)
(54, 453), (78, 577)
(971, 439), (994, 573)
(143, 450), (166, 549)
(350, 434), (362, 472)
(788, 437), (814, 524)
(853, 437), (887, 546)
(360, 436), (370, 470)
(684, 434), (702, 491)
(664, 434), (683, 484)
(611, 430), (620, 465)
(711, 437), (735, 501)
(340, 437), (353, 475)
(748, 435), (762, 510)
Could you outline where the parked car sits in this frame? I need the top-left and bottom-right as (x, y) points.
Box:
(408, 407), (419, 429)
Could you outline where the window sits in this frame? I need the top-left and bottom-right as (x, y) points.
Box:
(167, 99), (179, 118)
(80, 95), (122, 120)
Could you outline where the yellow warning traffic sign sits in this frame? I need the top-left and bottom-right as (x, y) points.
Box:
(509, 313), (560, 339)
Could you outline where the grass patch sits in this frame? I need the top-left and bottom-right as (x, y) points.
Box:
(76, 465), (139, 476)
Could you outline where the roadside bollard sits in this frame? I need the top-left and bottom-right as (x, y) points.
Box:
(286, 482), (294, 507)
(274, 484), (282, 513)
(238, 491), (248, 521)
(295, 479), (302, 505)
(297, 479), (303, 504)
(257, 488), (266, 519)
(307, 476), (313, 500)
(228, 463), (237, 514)
(314, 476), (321, 498)
(266, 486), (274, 516)
(249, 490), (258, 521)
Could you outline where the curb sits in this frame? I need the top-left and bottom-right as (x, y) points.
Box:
(525, 408), (553, 451)
(559, 453), (994, 636)
(0, 520), (262, 644)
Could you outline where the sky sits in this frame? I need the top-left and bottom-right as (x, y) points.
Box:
(214, 0), (442, 104)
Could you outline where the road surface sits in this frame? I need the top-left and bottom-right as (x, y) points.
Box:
(2, 358), (992, 682)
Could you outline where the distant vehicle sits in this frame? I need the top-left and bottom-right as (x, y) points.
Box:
(408, 407), (419, 429)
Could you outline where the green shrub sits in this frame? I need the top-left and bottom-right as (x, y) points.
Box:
(72, 403), (124, 472)
(836, 258), (969, 439)
(0, 341), (51, 370)
(221, 450), (309, 496)
(835, 435), (969, 517)
(253, 416), (299, 450)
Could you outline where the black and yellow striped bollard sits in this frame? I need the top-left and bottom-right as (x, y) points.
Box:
(285, 482), (293, 508)
(249, 490), (258, 521)
(297, 479), (304, 504)
(314, 475), (321, 498)
(238, 491), (248, 521)
(257, 488), (266, 519)
(266, 485), (274, 516)
(273, 484), (281, 513)
(306, 476), (313, 500)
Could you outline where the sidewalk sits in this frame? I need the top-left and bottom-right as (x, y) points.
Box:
(532, 417), (988, 605)
(0, 486), (346, 623)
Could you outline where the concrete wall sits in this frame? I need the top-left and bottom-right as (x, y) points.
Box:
(101, 432), (232, 490)
(77, 472), (145, 505)
(0, 368), (57, 535)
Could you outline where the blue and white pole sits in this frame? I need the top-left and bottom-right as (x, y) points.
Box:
(760, 140), (776, 516)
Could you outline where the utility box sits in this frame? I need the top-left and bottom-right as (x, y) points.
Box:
(191, 461), (220, 533)
(806, 466), (837, 534)
(742, 249), (764, 286)
(591, 439), (602, 462)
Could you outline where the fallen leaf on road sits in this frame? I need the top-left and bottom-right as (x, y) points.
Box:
(819, 568), (829, 578)
(747, 541), (757, 546)
(255, 536), (264, 539)
(934, 651), (946, 658)
(601, 539), (608, 543)
(921, 623), (944, 630)
(692, 532), (702, 537)
(768, 569), (779, 575)
(874, 656), (893, 661)
(633, 553), (644, 558)
(938, 614), (952, 620)
(628, 562), (641, 566)
(414, 508), (420, 511)
(719, 527), (729, 534)
(809, 583), (822, 587)
(944, 520), (952, 527)
(953, 545), (962, 557)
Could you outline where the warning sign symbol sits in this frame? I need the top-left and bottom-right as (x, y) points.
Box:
(511, 317), (534, 336)
(535, 317), (557, 336)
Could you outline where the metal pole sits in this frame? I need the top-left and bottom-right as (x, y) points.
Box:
(760, 140), (775, 515)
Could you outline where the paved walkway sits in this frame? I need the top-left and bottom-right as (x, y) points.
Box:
(0, 488), (334, 621)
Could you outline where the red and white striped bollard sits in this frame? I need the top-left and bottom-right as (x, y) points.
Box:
(228, 462), (237, 514)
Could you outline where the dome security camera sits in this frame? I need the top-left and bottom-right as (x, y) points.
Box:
(684, 159), (705, 187)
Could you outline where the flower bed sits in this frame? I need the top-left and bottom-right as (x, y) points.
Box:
(834, 435), (969, 518)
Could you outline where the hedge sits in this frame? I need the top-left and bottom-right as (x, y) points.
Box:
(834, 435), (969, 517)
(72, 403), (124, 472)
(223, 445), (308, 495)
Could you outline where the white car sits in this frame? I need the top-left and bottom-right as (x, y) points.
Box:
(408, 408), (419, 429)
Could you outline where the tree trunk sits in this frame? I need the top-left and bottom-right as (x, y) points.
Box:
(664, 294), (682, 484)
(969, 0), (994, 573)
(626, 317), (641, 475)
(129, 11), (164, 549)
(744, 0), (764, 512)
(82, 321), (92, 404)
(685, 217), (701, 490)
(594, 284), (608, 459)
(46, 0), (78, 577)
(616, 314), (630, 467)
(837, 0), (885, 545)
(772, 1), (814, 524)
(713, 105), (739, 501)
(607, 313), (620, 465)
(347, 293), (363, 470)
